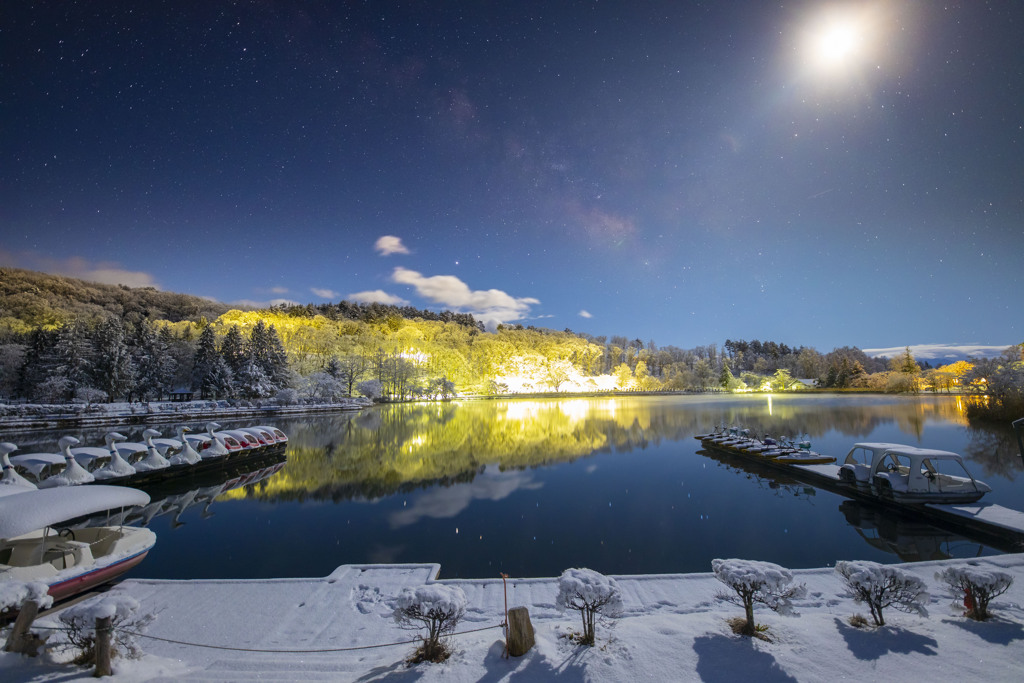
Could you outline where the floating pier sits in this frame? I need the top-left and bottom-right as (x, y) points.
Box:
(698, 441), (1024, 552)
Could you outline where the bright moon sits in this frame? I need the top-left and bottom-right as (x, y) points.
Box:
(801, 6), (878, 76)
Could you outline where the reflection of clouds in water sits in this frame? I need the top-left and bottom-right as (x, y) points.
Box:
(368, 544), (405, 564)
(585, 464), (598, 474)
(389, 466), (542, 528)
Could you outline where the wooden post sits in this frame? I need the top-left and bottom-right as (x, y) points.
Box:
(506, 606), (535, 657)
(94, 616), (113, 677)
(4, 599), (42, 655)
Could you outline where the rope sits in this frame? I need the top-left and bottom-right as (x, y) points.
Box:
(103, 622), (505, 654)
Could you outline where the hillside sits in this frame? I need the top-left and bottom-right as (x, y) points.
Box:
(0, 267), (234, 336)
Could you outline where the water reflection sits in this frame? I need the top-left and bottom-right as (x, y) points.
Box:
(242, 395), (1020, 503)
(839, 500), (986, 562)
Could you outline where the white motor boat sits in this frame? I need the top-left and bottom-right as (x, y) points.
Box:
(0, 485), (156, 604)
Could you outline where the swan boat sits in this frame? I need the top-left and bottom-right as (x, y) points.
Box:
(0, 485), (156, 604)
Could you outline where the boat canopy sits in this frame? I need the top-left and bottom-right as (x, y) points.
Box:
(0, 485), (150, 540)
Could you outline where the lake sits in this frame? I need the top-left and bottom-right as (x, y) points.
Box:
(22, 393), (1024, 580)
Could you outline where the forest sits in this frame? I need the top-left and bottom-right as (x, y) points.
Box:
(0, 268), (1020, 419)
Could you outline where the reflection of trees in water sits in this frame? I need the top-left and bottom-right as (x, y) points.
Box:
(962, 426), (1023, 480)
(191, 396), (1008, 502)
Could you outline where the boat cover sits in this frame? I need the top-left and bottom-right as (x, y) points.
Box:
(0, 486), (150, 540)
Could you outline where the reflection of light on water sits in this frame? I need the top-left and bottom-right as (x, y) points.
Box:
(503, 401), (542, 422)
(405, 435), (426, 453)
(559, 400), (590, 422)
(768, 395), (773, 416)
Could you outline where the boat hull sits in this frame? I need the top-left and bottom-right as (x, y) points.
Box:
(47, 548), (151, 602)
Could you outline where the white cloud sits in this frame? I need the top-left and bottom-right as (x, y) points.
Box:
(270, 286), (290, 294)
(578, 310), (593, 319)
(347, 289), (410, 305)
(1, 248), (160, 289)
(389, 468), (542, 528)
(390, 266), (539, 329)
(310, 287), (340, 299)
(374, 235), (410, 256)
(863, 343), (1014, 360)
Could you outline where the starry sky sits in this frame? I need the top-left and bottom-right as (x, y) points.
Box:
(2, 1), (1022, 354)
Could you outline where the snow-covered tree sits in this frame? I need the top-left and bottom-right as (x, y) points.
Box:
(16, 328), (56, 399)
(935, 565), (1013, 621)
(835, 560), (928, 627)
(51, 319), (93, 401)
(557, 567), (623, 646)
(132, 321), (177, 401)
(91, 318), (135, 402)
(220, 325), (247, 376)
(712, 558), (807, 636)
(202, 357), (235, 400)
(304, 371), (345, 402)
(393, 585), (467, 663)
(235, 355), (275, 399)
(191, 325), (221, 398)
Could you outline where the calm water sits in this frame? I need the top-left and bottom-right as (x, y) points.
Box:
(22, 394), (1024, 579)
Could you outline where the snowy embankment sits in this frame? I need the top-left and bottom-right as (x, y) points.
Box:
(0, 398), (370, 430)
(4, 554), (1024, 682)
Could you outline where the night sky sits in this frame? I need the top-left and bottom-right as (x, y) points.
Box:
(2, 1), (1021, 354)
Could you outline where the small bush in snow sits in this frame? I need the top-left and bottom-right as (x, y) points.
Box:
(275, 388), (299, 405)
(556, 567), (623, 646)
(357, 379), (383, 400)
(935, 565), (1013, 621)
(835, 560), (928, 627)
(393, 585), (467, 664)
(712, 558), (807, 637)
(58, 595), (154, 665)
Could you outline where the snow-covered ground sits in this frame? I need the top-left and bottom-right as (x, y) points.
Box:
(3, 554), (1024, 681)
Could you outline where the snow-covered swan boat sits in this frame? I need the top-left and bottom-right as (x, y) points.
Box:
(0, 485), (156, 603)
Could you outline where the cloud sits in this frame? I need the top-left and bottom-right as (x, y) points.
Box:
(347, 289), (410, 305)
(578, 310), (593, 319)
(390, 266), (539, 329)
(270, 286), (290, 295)
(310, 287), (340, 299)
(863, 343), (1014, 360)
(389, 468), (542, 528)
(1, 248), (160, 289)
(374, 235), (410, 256)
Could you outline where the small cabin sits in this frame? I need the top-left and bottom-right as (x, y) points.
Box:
(169, 387), (196, 403)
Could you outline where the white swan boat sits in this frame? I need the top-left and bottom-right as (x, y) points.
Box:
(0, 485), (156, 603)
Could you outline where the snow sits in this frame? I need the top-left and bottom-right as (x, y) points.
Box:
(0, 581), (52, 612)
(0, 486), (150, 540)
(4, 554), (1024, 681)
(395, 584), (468, 618)
(556, 568), (623, 614)
(61, 595), (139, 624)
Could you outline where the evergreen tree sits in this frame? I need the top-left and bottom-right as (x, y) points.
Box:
(17, 327), (57, 399)
(264, 324), (291, 388)
(192, 325), (221, 398)
(92, 318), (136, 401)
(235, 354), (275, 398)
(133, 321), (177, 400)
(202, 356), (235, 400)
(220, 325), (247, 375)
(51, 320), (94, 401)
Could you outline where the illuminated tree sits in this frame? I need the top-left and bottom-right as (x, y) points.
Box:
(614, 363), (633, 390)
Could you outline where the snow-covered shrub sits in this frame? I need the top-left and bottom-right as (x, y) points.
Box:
(557, 567), (624, 646)
(58, 594), (154, 665)
(712, 558), (807, 636)
(357, 379), (383, 400)
(935, 565), (1013, 621)
(393, 584), (467, 663)
(275, 388), (299, 405)
(835, 560), (928, 627)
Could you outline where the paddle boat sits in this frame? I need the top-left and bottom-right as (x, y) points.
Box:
(869, 445), (991, 504)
